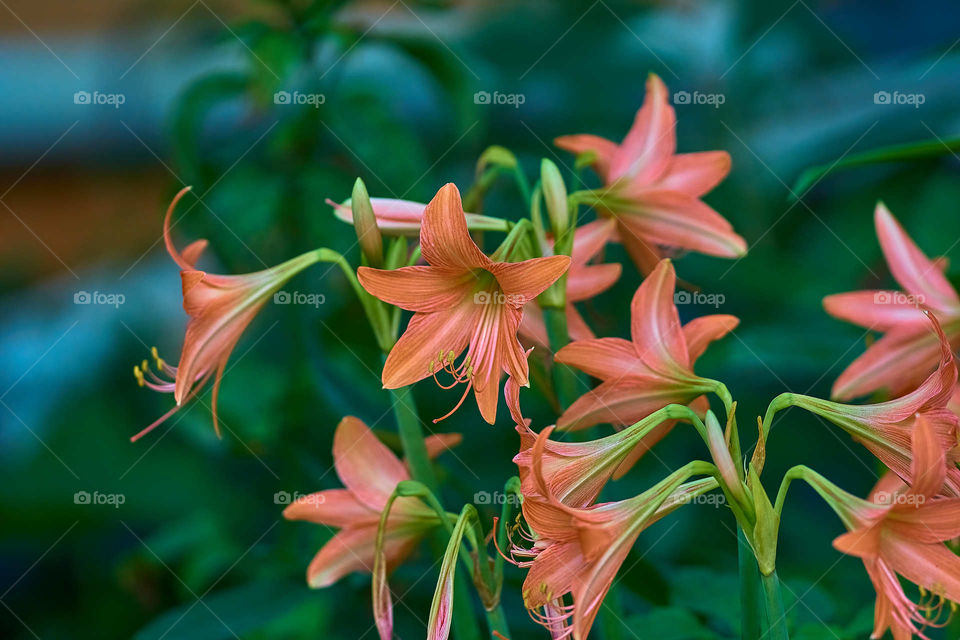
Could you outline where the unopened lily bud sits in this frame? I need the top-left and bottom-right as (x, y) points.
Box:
(748, 465), (779, 576)
(351, 178), (383, 267)
(540, 159), (569, 248)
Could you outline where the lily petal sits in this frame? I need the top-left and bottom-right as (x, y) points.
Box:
(420, 183), (490, 270)
(382, 302), (478, 389)
(824, 291), (932, 332)
(554, 135), (619, 181)
(630, 260), (690, 373)
(682, 314), (739, 362)
(654, 151), (731, 198)
(334, 416), (409, 510)
(875, 203), (960, 313)
(489, 255), (571, 304)
(609, 73), (676, 184)
(357, 265), (473, 313)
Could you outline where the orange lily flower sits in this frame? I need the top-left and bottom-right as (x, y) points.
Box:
(826, 415), (960, 639)
(513, 426), (715, 639)
(283, 416), (460, 588)
(518, 219), (622, 348)
(824, 203), (960, 401)
(132, 187), (321, 441)
(358, 183), (570, 424)
(556, 73), (745, 274)
(779, 313), (960, 496)
(554, 259), (737, 469)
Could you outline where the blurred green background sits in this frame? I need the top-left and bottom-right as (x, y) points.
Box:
(2, 0), (960, 638)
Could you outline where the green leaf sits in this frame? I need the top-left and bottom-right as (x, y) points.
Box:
(791, 136), (960, 200)
(623, 607), (721, 640)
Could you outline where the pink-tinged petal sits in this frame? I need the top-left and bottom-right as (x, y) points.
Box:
(609, 74), (676, 184)
(521, 540), (586, 609)
(489, 255), (571, 304)
(382, 303), (478, 388)
(420, 183), (490, 270)
(180, 239), (208, 268)
(470, 304), (527, 423)
(556, 378), (693, 431)
(358, 265), (472, 313)
(833, 525), (882, 559)
(882, 537), (960, 604)
(888, 499), (960, 542)
(163, 186), (201, 270)
(824, 291), (932, 332)
(334, 416), (409, 509)
(875, 203), (960, 313)
(630, 260), (690, 373)
(566, 263), (621, 302)
(282, 488), (378, 528)
(555, 337), (652, 380)
(617, 189), (747, 258)
(329, 197), (429, 234)
(907, 413), (946, 499)
(554, 135), (619, 181)
(422, 433), (462, 460)
(832, 327), (942, 401)
(306, 525), (422, 588)
(570, 218), (618, 265)
(654, 151), (731, 198)
(572, 526), (639, 640)
(682, 314), (739, 362)
(329, 197), (507, 236)
(504, 374), (526, 426)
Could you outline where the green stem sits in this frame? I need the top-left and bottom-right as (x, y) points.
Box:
(761, 571), (789, 640)
(739, 527), (763, 640)
(388, 383), (436, 491)
(483, 602), (509, 638)
(543, 306), (580, 409)
(317, 248), (393, 352)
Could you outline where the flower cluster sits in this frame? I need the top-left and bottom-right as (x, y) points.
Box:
(130, 74), (960, 640)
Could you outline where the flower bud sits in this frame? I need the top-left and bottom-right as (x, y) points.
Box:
(540, 159), (570, 248)
(351, 178), (383, 267)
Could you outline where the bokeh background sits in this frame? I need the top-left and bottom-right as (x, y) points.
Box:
(3, 0), (960, 638)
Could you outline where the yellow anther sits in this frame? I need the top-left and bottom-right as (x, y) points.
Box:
(151, 346), (164, 369)
(141, 359), (149, 372)
(446, 350), (455, 363)
(539, 583), (547, 593)
(133, 365), (145, 387)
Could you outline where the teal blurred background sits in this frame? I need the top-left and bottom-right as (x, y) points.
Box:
(2, 0), (960, 638)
